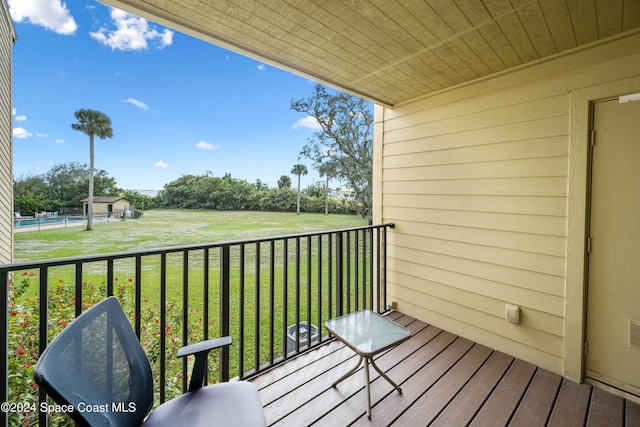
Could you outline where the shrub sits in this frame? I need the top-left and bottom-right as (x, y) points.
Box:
(7, 274), (216, 426)
(157, 174), (359, 215)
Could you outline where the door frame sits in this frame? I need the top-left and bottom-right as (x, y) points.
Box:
(565, 77), (640, 388)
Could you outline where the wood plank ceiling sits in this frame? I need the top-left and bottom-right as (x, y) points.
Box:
(101, 0), (640, 107)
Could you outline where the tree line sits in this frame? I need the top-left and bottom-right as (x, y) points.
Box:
(157, 173), (358, 214)
(13, 163), (358, 216)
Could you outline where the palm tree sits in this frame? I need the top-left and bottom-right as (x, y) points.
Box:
(318, 161), (339, 215)
(71, 109), (113, 230)
(291, 163), (308, 215)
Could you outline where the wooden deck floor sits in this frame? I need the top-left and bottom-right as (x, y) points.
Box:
(250, 312), (640, 426)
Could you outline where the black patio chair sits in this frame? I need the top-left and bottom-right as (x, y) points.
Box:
(33, 296), (266, 426)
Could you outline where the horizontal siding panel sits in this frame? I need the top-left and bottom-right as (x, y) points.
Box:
(385, 112), (569, 143)
(0, 155), (9, 175)
(388, 245), (564, 297)
(384, 115), (569, 152)
(389, 259), (564, 319)
(388, 220), (566, 257)
(384, 73), (570, 120)
(0, 16), (11, 264)
(384, 134), (568, 164)
(383, 176), (568, 197)
(384, 156), (568, 181)
(383, 206), (567, 236)
(390, 283), (564, 358)
(392, 294), (564, 374)
(382, 194), (567, 217)
(388, 270), (563, 337)
(0, 247), (11, 264)
(385, 92), (568, 133)
(388, 232), (565, 277)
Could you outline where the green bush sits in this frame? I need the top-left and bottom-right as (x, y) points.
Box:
(157, 173), (359, 215)
(7, 274), (216, 426)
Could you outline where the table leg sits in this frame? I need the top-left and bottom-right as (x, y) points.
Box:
(364, 358), (372, 419)
(332, 355), (363, 387)
(370, 358), (402, 393)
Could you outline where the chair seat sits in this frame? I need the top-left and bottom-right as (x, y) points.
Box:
(143, 381), (266, 426)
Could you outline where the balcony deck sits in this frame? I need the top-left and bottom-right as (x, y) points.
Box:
(250, 311), (640, 426)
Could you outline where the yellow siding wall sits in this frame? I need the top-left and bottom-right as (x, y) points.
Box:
(377, 32), (640, 374)
(0, 1), (14, 264)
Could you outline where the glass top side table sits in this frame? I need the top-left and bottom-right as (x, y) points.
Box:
(325, 310), (411, 419)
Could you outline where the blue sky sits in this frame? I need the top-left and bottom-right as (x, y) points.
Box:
(9, 0), (346, 192)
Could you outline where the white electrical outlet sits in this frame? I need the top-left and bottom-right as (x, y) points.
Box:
(505, 304), (520, 324)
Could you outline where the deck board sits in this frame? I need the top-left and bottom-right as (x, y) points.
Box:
(510, 368), (563, 425)
(627, 400), (640, 424)
(587, 387), (625, 426)
(393, 344), (494, 425)
(250, 312), (640, 426)
(470, 358), (537, 426)
(431, 351), (514, 426)
(547, 379), (592, 426)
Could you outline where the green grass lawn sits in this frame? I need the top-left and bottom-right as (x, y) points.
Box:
(14, 209), (366, 262)
(13, 209), (368, 380)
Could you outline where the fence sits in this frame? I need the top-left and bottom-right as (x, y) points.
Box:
(1, 223), (394, 425)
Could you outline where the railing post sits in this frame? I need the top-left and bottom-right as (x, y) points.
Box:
(336, 232), (344, 317)
(254, 242), (260, 372)
(107, 259), (114, 296)
(383, 225), (389, 311)
(238, 245), (245, 377)
(1, 270), (8, 427)
(220, 245), (230, 382)
(269, 240), (275, 364)
(295, 238), (301, 352)
(376, 227), (381, 313)
(282, 239), (288, 358)
(306, 236), (312, 348)
(159, 255), (166, 403)
(38, 268), (48, 426)
(182, 250), (189, 393)
(134, 256), (142, 338)
(346, 231), (351, 313)
(75, 262), (83, 317)
(369, 228), (374, 310)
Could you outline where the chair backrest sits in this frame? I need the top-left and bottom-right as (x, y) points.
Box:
(34, 297), (154, 426)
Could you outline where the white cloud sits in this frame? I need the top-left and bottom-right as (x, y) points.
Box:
(154, 160), (169, 169)
(12, 108), (26, 121)
(8, 0), (77, 35)
(291, 115), (322, 131)
(123, 97), (149, 111)
(257, 64), (265, 71)
(55, 138), (64, 144)
(195, 141), (219, 151)
(90, 8), (173, 51)
(36, 132), (48, 138)
(13, 127), (32, 139)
